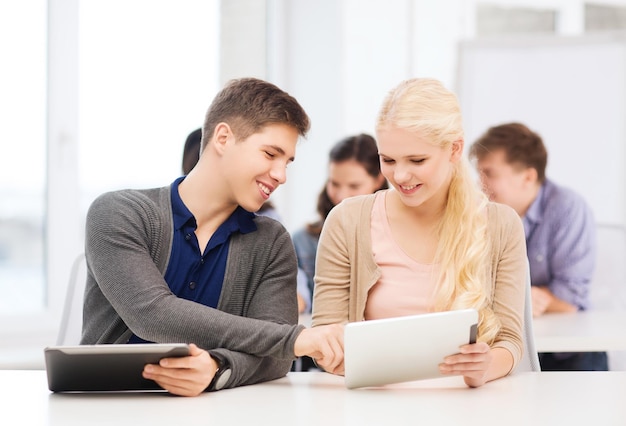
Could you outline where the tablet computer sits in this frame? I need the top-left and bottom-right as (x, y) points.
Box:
(344, 309), (478, 389)
(44, 343), (191, 392)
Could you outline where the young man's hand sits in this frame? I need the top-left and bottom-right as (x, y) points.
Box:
(531, 286), (577, 316)
(531, 286), (554, 316)
(294, 324), (345, 374)
(142, 343), (218, 397)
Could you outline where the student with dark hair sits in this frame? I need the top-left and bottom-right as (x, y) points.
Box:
(82, 78), (343, 397)
(292, 133), (388, 303)
(469, 122), (606, 371)
(182, 128), (202, 175)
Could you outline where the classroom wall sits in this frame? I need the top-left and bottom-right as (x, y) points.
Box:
(220, 0), (626, 232)
(457, 34), (626, 226)
(220, 0), (471, 232)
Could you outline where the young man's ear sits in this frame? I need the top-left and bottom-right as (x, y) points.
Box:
(211, 123), (232, 155)
(524, 167), (539, 185)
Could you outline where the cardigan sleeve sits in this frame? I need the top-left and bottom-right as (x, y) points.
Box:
(488, 203), (527, 370)
(83, 190), (303, 365)
(312, 200), (354, 327)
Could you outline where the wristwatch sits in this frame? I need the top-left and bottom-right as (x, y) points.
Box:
(207, 352), (232, 391)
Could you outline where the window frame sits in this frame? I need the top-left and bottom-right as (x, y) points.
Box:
(0, 0), (221, 368)
(0, 0), (81, 368)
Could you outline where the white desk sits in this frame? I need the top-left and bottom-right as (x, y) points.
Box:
(3, 370), (626, 425)
(533, 310), (626, 353)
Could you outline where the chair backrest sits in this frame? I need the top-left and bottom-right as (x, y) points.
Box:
(589, 224), (626, 311)
(514, 263), (541, 373)
(590, 224), (626, 371)
(56, 253), (87, 345)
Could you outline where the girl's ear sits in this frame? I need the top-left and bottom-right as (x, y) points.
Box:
(450, 139), (464, 162)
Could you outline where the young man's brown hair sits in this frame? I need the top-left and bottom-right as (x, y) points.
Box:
(469, 122), (548, 183)
(201, 78), (310, 151)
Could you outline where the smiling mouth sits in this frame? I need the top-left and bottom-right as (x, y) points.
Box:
(258, 182), (272, 195)
(401, 184), (418, 190)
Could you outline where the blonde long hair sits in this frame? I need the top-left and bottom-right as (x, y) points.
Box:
(376, 78), (499, 343)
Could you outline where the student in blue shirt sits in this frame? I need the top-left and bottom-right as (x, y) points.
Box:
(469, 122), (607, 371)
(82, 78), (344, 396)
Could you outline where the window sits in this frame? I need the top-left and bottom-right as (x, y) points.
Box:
(476, 4), (557, 36)
(0, 0), (219, 367)
(0, 2), (47, 315)
(79, 0), (220, 203)
(586, 3), (626, 31)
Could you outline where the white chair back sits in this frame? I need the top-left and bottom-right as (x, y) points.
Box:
(590, 224), (626, 371)
(56, 253), (87, 345)
(514, 263), (541, 373)
(590, 224), (626, 311)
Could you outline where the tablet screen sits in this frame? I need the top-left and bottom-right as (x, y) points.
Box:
(44, 343), (190, 392)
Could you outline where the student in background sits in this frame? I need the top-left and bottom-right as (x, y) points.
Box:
(182, 128), (202, 175)
(469, 122), (607, 371)
(82, 78), (343, 397)
(182, 127), (311, 313)
(313, 78), (528, 387)
(292, 133), (388, 307)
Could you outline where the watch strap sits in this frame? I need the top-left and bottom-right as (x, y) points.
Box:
(207, 352), (231, 392)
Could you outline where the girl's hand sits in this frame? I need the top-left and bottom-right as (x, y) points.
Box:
(438, 341), (493, 387)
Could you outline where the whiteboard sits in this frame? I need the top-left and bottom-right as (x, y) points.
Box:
(456, 34), (626, 226)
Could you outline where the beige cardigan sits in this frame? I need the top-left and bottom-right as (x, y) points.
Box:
(312, 192), (527, 368)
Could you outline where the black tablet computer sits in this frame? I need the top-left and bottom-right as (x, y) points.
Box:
(44, 343), (191, 392)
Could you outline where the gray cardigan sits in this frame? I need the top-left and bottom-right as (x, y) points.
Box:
(82, 185), (304, 389)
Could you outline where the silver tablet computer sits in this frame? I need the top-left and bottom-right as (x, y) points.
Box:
(344, 309), (478, 389)
(44, 343), (191, 392)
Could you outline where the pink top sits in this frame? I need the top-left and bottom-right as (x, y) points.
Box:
(364, 191), (439, 320)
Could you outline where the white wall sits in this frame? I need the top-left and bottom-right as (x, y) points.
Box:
(457, 34), (626, 226)
(220, 0), (626, 231)
(253, 0), (474, 232)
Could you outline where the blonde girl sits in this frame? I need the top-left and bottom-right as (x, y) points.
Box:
(312, 78), (527, 387)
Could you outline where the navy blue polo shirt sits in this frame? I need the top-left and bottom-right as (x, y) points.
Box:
(129, 177), (257, 343)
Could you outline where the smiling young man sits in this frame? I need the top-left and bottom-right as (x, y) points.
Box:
(469, 122), (606, 371)
(82, 78), (344, 396)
